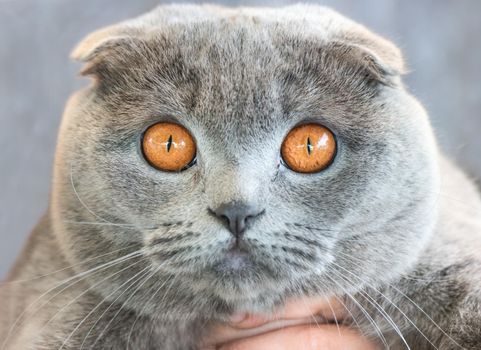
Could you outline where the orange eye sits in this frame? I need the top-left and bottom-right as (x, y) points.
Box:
(281, 124), (336, 173)
(142, 122), (196, 172)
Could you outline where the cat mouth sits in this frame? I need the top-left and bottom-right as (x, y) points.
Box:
(214, 245), (252, 273)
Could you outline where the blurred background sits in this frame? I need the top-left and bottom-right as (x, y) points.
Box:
(1, 0), (480, 277)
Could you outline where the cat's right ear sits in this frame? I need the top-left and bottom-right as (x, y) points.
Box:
(71, 25), (140, 76)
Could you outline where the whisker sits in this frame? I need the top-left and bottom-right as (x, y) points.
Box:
(299, 297), (314, 350)
(336, 244), (453, 284)
(144, 272), (181, 346)
(324, 296), (343, 338)
(64, 265), (152, 350)
(284, 222), (339, 238)
(37, 258), (148, 346)
(436, 191), (481, 216)
(300, 296), (323, 330)
(79, 266), (153, 350)
(329, 267), (411, 349)
(70, 162), (110, 223)
(0, 250), (143, 350)
(387, 283), (465, 349)
(91, 265), (164, 349)
(323, 273), (390, 349)
(0, 244), (139, 286)
(331, 294), (364, 336)
(62, 220), (159, 230)
(335, 250), (466, 349)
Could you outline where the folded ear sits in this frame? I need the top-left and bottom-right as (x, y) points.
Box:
(330, 31), (407, 85)
(70, 25), (142, 76)
(71, 25), (122, 61)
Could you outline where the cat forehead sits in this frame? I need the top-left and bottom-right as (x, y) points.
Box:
(85, 28), (368, 138)
(73, 4), (405, 139)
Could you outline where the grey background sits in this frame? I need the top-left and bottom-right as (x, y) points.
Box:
(1, 0), (480, 278)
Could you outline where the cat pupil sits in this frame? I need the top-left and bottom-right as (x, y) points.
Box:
(307, 137), (313, 155)
(166, 135), (173, 152)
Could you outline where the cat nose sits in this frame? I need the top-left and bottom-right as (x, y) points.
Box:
(212, 203), (264, 237)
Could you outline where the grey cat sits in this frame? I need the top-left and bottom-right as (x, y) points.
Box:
(1, 4), (481, 349)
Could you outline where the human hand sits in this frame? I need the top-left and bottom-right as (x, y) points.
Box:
(202, 297), (379, 350)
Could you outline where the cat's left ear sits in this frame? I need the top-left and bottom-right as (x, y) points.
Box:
(70, 25), (141, 76)
(330, 31), (407, 85)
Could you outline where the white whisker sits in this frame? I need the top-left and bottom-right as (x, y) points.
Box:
(323, 273), (390, 349)
(334, 250), (466, 349)
(91, 265), (164, 349)
(0, 250), (143, 350)
(0, 244), (139, 286)
(388, 283), (465, 349)
(70, 162), (110, 223)
(64, 265), (152, 350)
(143, 272), (181, 345)
(328, 265), (411, 349)
(38, 258), (148, 346)
(324, 295), (343, 339)
(62, 220), (158, 230)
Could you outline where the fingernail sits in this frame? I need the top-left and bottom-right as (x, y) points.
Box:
(230, 313), (270, 328)
(230, 312), (248, 323)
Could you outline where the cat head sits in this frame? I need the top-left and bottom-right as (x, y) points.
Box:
(51, 4), (440, 318)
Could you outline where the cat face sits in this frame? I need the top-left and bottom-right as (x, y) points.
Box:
(52, 5), (440, 316)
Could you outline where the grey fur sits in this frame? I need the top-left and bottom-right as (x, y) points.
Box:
(1, 4), (480, 349)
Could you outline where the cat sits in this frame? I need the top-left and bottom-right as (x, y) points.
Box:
(1, 4), (481, 349)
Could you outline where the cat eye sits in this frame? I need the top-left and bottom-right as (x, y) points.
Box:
(142, 122), (196, 172)
(281, 123), (337, 173)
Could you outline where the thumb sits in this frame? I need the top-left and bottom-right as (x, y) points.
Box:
(218, 324), (380, 350)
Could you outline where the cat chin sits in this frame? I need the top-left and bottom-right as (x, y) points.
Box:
(214, 286), (284, 314)
(205, 264), (286, 303)
(207, 271), (317, 313)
